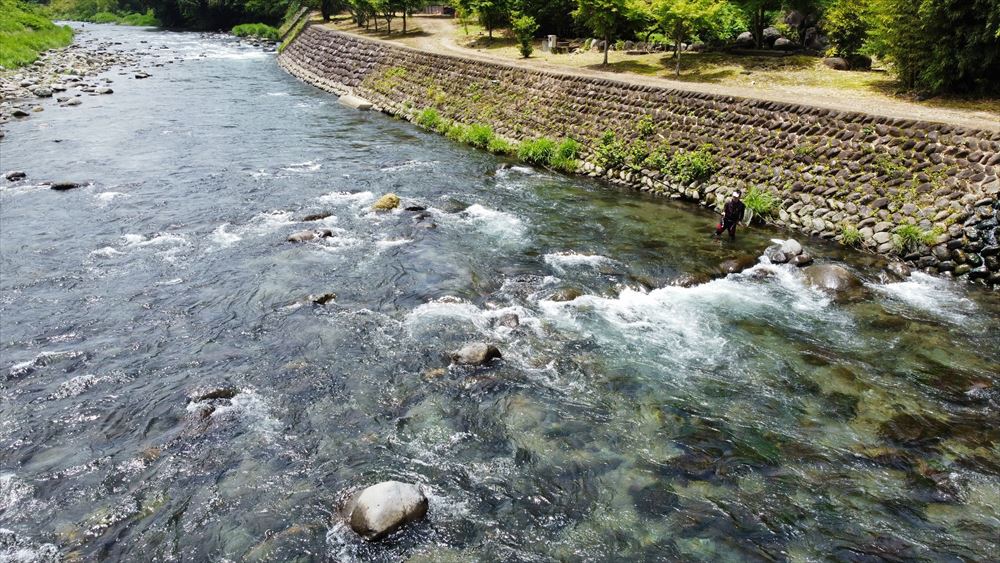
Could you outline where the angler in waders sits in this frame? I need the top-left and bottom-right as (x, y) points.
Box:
(714, 191), (746, 240)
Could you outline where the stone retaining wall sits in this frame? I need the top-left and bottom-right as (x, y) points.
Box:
(279, 24), (1000, 286)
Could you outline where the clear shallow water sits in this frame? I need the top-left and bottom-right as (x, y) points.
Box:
(2, 24), (999, 562)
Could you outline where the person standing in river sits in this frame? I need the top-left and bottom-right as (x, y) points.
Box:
(715, 191), (746, 240)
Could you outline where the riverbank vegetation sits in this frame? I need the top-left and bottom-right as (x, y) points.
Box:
(46, 0), (160, 26)
(231, 23), (279, 40)
(0, 0), (74, 69)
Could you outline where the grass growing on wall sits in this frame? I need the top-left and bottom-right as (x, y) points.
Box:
(0, 0), (74, 69)
(232, 23), (279, 41)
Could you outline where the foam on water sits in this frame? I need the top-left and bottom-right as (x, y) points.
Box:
(318, 191), (374, 206)
(89, 246), (123, 259)
(281, 160), (322, 173)
(208, 224), (242, 248)
(874, 272), (979, 324)
(122, 233), (187, 247)
(380, 160), (437, 172)
(375, 238), (413, 251)
(95, 191), (127, 205)
(456, 204), (527, 245)
(543, 252), (615, 274)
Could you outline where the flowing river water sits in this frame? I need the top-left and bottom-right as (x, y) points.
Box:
(2, 25), (999, 562)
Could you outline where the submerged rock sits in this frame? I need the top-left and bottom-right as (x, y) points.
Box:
(349, 481), (428, 541)
(308, 292), (336, 305)
(496, 313), (520, 328)
(549, 287), (583, 302)
(885, 262), (911, 281)
(450, 342), (502, 366)
(5, 171), (27, 181)
(50, 181), (82, 191)
(802, 264), (862, 293)
(186, 384), (238, 403)
(372, 193), (401, 211)
(301, 212), (332, 222)
(790, 254), (813, 267)
(716, 255), (758, 276)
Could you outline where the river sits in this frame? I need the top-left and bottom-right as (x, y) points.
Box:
(2, 24), (999, 562)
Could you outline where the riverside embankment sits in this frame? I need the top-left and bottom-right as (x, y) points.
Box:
(279, 24), (1000, 287)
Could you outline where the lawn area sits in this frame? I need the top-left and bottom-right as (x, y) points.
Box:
(0, 0), (74, 69)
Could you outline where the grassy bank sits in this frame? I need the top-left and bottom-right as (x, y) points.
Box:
(0, 0), (74, 69)
(83, 10), (160, 26)
(232, 23), (279, 41)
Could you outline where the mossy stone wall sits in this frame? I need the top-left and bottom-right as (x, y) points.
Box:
(279, 24), (1000, 287)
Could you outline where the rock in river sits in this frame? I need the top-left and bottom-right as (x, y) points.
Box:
(716, 255), (758, 276)
(50, 181), (82, 191)
(186, 384), (238, 403)
(349, 481), (428, 541)
(287, 229), (333, 242)
(5, 171), (27, 181)
(372, 193), (401, 211)
(450, 342), (502, 366)
(802, 264), (862, 293)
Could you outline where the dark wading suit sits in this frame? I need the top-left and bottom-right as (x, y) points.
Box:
(716, 197), (746, 240)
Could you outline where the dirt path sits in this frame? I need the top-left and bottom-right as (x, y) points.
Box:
(332, 16), (999, 133)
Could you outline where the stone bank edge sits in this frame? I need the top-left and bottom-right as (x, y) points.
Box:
(278, 24), (1000, 287)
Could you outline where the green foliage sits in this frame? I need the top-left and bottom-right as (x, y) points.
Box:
(743, 185), (779, 217)
(119, 10), (159, 25)
(872, 152), (906, 178)
(232, 23), (279, 40)
(487, 136), (515, 154)
(866, 0), (1000, 95)
(415, 108), (441, 129)
(625, 139), (650, 170)
(0, 0), (74, 69)
(644, 147), (671, 170)
(594, 130), (628, 169)
(555, 138), (582, 160)
(473, 0), (512, 39)
(91, 11), (120, 23)
(823, 0), (870, 58)
(840, 224), (863, 246)
(573, 0), (649, 64)
(462, 123), (496, 148)
(893, 223), (933, 253)
(446, 122), (468, 142)
(517, 137), (558, 165)
(511, 13), (538, 58)
(653, 0), (727, 75)
(635, 115), (656, 137)
(665, 143), (717, 183)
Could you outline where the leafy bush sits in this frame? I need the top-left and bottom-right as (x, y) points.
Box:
(594, 130), (628, 169)
(231, 23), (279, 41)
(626, 139), (651, 171)
(823, 0), (870, 58)
(893, 223), (933, 253)
(415, 108), (441, 130)
(511, 13), (538, 58)
(445, 123), (468, 143)
(743, 186), (779, 218)
(665, 144), (717, 184)
(462, 123), (495, 149)
(644, 148), (671, 171)
(636, 115), (656, 137)
(841, 225), (863, 246)
(517, 138), (557, 166)
(90, 11), (119, 23)
(119, 10), (159, 26)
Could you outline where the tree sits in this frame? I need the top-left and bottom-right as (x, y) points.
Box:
(866, 0), (1000, 95)
(822, 0), (869, 59)
(474, 0), (510, 40)
(511, 12), (538, 57)
(732, 0), (781, 48)
(573, 0), (645, 65)
(395, 0), (426, 33)
(654, 0), (726, 76)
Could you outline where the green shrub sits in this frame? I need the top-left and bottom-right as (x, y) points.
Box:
(872, 153), (907, 178)
(463, 123), (495, 149)
(517, 138), (557, 165)
(434, 118), (452, 135)
(665, 144), (718, 184)
(823, 0), (871, 58)
(90, 11), (119, 23)
(415, 108), (441, 129)
(555, 138), (581, 160)
(626, 139), (650, 171)
(743, 186), (779, 218)
(594, 130), (628, 169)
(445, 123), (468, 143)
(511, 13), (538, 58)
(636, 115), (656, 137)
(119, 10), (159, 26)
(841, 225), (863, 246)
(644, 148), (671, 171)
(893, 223), (933, 253)
(231, 23), (279, 41)
(487, 136), (515, 154)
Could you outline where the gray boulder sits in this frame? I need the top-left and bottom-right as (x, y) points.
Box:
(716, 254), (758, 275)
(5, 171), (27, 181)
(773, 37), (796, 50)
(450, 342), (501, 366)
(802, 264), (862, 293)
(735, 32), (754, 48)
(764, 245), (789, 264)
(790, 254), (813, 267)
(50, 181), (82, 191)
(822, 57), (850, 71)
(804, 27), (825, 50)
(885, 262), (911, 281)
(780, 239), (803, 256)
(762, 27), (782, 46)
(32, 87), (52, 98)
(349, 481), (428, 541)
(96, 87), (113, 94)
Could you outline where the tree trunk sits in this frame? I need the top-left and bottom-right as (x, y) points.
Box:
(603, 33), (609, 65)
(403, 12), (407, 33)
(675, 37), (681, 77)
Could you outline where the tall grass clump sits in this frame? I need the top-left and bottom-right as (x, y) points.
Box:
(462, 123), (495, 149)
(743, 186), (779, 220)
(119, 10), (159, 26)
(232, 23), (279, 41)
(594, 130), (628, 169)
(487, 136), (514, 155)
(893, 223), (933, 253)
(415, 108), (441, 130)
(840, 225), (863, 246)
(0, 0), (74, 69)
(517, 138), (557, 166)
(550, 138), (581, 173)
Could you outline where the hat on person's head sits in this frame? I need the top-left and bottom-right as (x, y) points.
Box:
(733, 190), (741, 198)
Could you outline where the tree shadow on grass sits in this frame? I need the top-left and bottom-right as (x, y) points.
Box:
(583, 51), (820, 83)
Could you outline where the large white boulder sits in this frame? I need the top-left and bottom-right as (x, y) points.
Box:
(349, 481), (428, 541)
